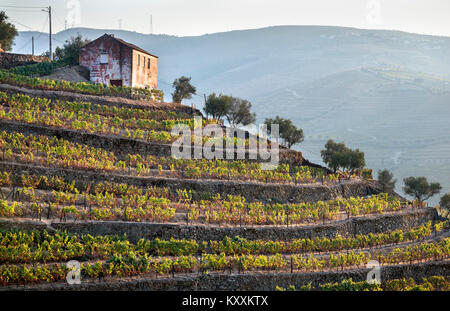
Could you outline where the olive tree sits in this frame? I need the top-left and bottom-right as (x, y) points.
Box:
(264, 116), (304, 148)
(439, 194), (450, 217)
(377, 169), (397, 193)
(0, 11), (18, 52)
(320, 140), (365, 173)
(172, 76), (196, 103)
(403, 176), (441, 202)
(225, 97), (256, 128)
(203, 93), (232, 120)
(55, 34), (91, 65)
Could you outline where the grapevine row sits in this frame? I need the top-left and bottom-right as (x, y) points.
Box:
(0, 131), (344, 185)
(1, 221), (447, 264)
(276, 276), (450, 291)
(0, 70), (164, 102)
(1, 238), (448, 285)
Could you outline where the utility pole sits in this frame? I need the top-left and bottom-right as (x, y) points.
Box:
(49, 6), (52, 60)
(150, 15), (153, 34)
(31, 36), (34, 55)
(203, 94), (207, 117)
(42, 6), (52, 60)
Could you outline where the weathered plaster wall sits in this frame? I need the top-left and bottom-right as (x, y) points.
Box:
(79, 36), (132, 86)
(131, 50), (158, 89)
(79, 34), (158, 89)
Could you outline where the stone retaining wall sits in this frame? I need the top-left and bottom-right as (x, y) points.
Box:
(0, 53), (49, 70)
(2, 260), (447, 291)
(0, 120), (306, 164)
(0, 162), (381, 204)
(0, 83), (197, 114)
(0, 207), (436, 242)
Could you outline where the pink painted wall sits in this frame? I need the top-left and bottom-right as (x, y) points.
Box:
(79, 36), (132, 86)
(131, 50), (158, 89)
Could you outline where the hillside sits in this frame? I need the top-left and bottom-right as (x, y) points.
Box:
(262, 68), (450, 198)
(13, 25), (450, 202)
(0, 67), (448, 290)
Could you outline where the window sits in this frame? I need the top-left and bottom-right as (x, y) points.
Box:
(100, 53), (108, 64)
(137, 54), (140, 66)
(148, 58), (151, 69)
(143, 57), (145, 68)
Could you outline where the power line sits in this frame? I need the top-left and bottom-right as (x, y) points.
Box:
(14, 41), (30, 53)
(41, 6), (52, 60)
(34, 15), (49, 40)
(0, 8), (44, 12)
(14, 15), (49, 54)
(0, 5), (47, 9)
(52, 8), (66, 31)
(9, 19), (34, 30)
(14, 19), (47, 53)
(4, 4), (52, 56)
(53, 37), (65, 44)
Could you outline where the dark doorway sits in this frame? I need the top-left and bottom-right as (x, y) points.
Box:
(110, 79), (123, 87)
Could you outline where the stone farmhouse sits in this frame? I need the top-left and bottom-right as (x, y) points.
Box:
(79, 34), (158, 89)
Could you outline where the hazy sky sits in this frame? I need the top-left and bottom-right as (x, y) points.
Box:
(2, 0), (450, 37)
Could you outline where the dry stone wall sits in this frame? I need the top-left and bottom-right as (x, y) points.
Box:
(0, 162), (380, 204)
(2, 260), (447, 291)
(0, 83), (197, 114)
(0, 53), (49, 70)
(0, 119), (307, 165)
(0, 207), (436, 242)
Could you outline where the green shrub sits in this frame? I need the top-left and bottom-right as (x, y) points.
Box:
(9, 60), (66, 77)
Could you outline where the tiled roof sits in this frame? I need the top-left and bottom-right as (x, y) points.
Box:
(82, 34), (158, 58)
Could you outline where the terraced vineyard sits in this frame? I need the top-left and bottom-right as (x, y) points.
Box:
(0, 74), (448, 291)
(0, 70), (164, 102)
(276, 276), (450, 291)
